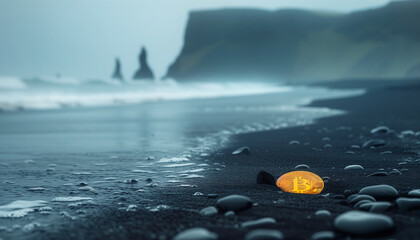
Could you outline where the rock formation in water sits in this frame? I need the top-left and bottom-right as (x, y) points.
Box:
(133, 47), (154, 80)
(111, 58), (124, 81)
(165, 1), (420, 82)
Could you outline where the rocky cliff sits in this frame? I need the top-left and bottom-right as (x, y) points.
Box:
(166, 1), (420, 82)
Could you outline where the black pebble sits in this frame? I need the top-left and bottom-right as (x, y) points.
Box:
(256, 170), (276, 186)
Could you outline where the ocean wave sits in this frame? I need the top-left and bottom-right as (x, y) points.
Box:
(0, 76), (291, 111)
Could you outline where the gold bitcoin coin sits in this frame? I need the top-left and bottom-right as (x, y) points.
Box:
(276, 171), (324, 194)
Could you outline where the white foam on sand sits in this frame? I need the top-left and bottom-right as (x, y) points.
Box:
(0, 200), (47, 218)
(52, 197), (93, 202)
(163, 163), (195, 168)
(158, 157), (189, 163)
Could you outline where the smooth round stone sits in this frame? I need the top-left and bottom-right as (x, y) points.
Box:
(367, 171), (388, 177)
(362, 139), (386, 148)
(207, 193), (218, 199)
(315, 210), (331, 217)
(311, 231), (335, 240)
(359, 185), (398, 200)
(408, 189), (420, 197)
(232, 147), (250, 155)
(245, 229), (284, 240)
(334, 211), (394, 235)
(224, 211), (235, 218)
(173, 228), (218, 240)
(370, 126), (391, 134)
(344, 165), (364, 170)
(216, 195), (253, 212)
(396, 197), (420, 212)
(241, 217), (276, 228)
(389, 169), (402, 175)
(295, 164), (310, 170)
(380, 151), (392, 155)
(401, 130), (415, 136)
(349, 194), (376, 204)
(355, 200), (374, 208)
(289, 140), (300, 145)
(359, 202), (392, 213)
(256, 170), (276, 186)
(200, 206), (218, 216)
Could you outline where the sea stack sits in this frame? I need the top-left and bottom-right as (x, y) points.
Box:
(132, 47), (154, 80)
(111, 58), (124, 81)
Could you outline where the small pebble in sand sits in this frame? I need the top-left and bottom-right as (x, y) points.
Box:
(359, 184), (398, 200)
(294, 164), (310, 170)
(193, 192), (203, 196)
(362, 139), (386, 148)
(408, 189), (420, 197)
(311, 231), (335, 240)
(351, 145), (360, 149)
(76, 182), (88, 186)
(241, 217), (276, 228)
(323, 144), (332, 149)
(367, 171), (388, 177)
(46, 168), (55, 172)
(315, 210), (331, 217)
(396, 197), (420, 212)
(355, 200), (374, 208)
(370, 126), (391, 134)
(126, 205), (138, 212)
(224, 211), (235, 218)
(334, 211), (393, 235)
(245, 229), (283, 240)
(400, 130), (415, 137)
(217, 195), (253, 212)
(289, 140), (300, 145)
(344, 165), (364, 170)
(389, 169), (402, 175)
(359, 202), (392, 213)
(345, 151), (356, 155)
(200, 206), (218, 216)
(380, 151), (392, 155)
(348, 194), (376, 204)
(232, 147), (250, 155)
(124, 179), (138, 184)
(322, 137), (330, 141)
(173, 228), (218, 240)
(256, 170), (276, 186)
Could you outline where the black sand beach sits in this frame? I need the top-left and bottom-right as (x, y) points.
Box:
(25, 79), (420, 240)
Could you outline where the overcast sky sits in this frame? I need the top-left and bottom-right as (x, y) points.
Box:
(0, 0), (391, 79)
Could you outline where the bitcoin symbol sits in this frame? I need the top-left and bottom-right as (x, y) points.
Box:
(291, 176), (311, 193)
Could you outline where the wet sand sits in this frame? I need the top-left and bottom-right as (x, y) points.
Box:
(18, 80), (420, 239)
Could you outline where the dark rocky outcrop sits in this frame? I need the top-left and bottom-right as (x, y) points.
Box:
(166, 1), (420, 82)
(111, 58), (124, 81)
(133, 47), (154, 80)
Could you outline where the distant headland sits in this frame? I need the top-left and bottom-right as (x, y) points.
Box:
(165, 1), (420, 82)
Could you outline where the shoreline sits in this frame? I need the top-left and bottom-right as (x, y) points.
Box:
(11, 79), (420, 239)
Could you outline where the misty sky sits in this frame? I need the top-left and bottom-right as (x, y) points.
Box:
(0, 0), (391, 80)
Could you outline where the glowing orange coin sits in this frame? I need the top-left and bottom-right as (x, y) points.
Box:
(276, 171), (324, 195)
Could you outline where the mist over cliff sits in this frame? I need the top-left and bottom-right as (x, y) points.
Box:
(166, 1), (420, 82)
